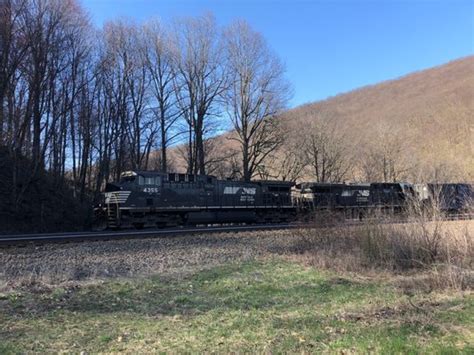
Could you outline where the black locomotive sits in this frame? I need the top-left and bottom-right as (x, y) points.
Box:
(296, 181), (473, 218)
(425, 183), (473, 212)
(95, 171), (473, 229)
(95, 171), (295, 229)
(295, 182), (415, 218)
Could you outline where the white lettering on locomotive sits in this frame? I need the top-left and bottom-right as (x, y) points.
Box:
(143, 187), (160, 193)
(223, 186), (256, 195)
(240, 195), (255, 202)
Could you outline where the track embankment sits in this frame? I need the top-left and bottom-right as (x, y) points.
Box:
(1, 220), (472, 289)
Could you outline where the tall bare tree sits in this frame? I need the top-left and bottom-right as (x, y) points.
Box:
(100, 20), (156, 178)
(223, 20), (290, 181)
(0, 0), (29, 145)
(172, 14), (227, 174)
(143, 19), (181, 172)
(303, 118), (352, 183)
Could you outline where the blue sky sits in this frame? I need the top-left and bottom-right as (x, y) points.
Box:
(81, 0), (473, 108)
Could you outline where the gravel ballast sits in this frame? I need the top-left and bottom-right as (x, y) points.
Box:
(0, 230), (305, 286)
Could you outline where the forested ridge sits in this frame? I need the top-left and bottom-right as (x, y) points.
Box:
(278, 56), (474, 183)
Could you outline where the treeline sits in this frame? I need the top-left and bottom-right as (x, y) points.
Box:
(0, 0), (290, 206)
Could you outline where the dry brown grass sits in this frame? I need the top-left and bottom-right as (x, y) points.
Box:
(290, 218), (473, 291)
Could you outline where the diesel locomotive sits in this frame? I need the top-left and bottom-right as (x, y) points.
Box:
(296, 182), (472, 217)
(94, 171), (295, 229)
(296, 182), (417, 218)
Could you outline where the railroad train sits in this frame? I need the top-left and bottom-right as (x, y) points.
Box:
(94, 170), (473, 229)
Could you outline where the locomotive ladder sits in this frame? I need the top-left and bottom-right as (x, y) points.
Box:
(106, 195), (120, 228)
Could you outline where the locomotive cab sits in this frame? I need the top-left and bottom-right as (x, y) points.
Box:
(119, 171), (162, 190)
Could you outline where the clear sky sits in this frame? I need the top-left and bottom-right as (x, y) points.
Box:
(80, 0), (473, 108)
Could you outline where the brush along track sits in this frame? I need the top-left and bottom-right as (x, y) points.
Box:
(1, 213), (472, 247)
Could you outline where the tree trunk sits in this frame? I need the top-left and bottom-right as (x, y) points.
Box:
(160, 118), (167, 172)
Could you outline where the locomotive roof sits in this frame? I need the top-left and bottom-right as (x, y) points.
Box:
(297, 182), (346, 188)
(121, 170), (163, 178)
(122, 171), (295, 185)
(254, 180), (295, 186)
(370, 182), (413, 188)
(122, 170), (216, 179)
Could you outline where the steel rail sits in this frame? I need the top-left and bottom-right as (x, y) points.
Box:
(1, 213), (471, 246)
(0, 223), (298, 245)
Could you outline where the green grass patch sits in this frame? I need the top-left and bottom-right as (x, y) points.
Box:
(0, 259), (472, 353)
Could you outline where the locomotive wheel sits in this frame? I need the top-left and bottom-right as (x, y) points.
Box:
(133, 222), (144, 229)
(180, 213), (189, 226)
(91, 217), (108, 231)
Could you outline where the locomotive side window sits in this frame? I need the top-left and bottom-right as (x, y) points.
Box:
(145, 177), (155, 185)
(341, 190), (352, 196)
(121, 176), (135, 183)
(138, 176), (145, 185)
(169, 173), (176, 182)
(178, 174), (186, 182)
(188, 175), (195, 183)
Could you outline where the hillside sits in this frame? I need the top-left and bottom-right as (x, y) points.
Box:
(281, 56), (474, 181)
(163, 57), (473, 182)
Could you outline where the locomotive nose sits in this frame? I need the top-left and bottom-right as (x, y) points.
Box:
(105, 182), (122, 192)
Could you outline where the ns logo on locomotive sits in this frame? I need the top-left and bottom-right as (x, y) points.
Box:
(94, 170), (473, 229)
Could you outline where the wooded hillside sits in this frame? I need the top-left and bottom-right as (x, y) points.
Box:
(266, 56), (474, 182)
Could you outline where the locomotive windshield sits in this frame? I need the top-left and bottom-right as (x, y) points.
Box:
(118, 171), (161, 186)
(121, 176), (136, 183)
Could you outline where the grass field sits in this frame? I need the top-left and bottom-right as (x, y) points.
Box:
(1, 259), (472, 353)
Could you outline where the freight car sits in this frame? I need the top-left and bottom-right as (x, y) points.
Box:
(94, 171), (296, 229)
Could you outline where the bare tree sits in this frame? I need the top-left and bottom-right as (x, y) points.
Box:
(273, 133), (309, 182)
(303, 118), (352, 183)
(361, 124), (412, 182)
(0, 0), (29, 145)
(143, 19), (181, 172)
(172, 14), (227, 174)
(100, 20), (157, 179)
(223, 20), (291, 181)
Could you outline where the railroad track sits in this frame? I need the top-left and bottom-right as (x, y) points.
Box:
(1, 213), (471, 247)
(0, 223), (299, 246)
